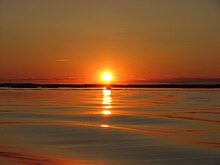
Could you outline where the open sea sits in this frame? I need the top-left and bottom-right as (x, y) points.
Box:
(0, 88), (220, 165)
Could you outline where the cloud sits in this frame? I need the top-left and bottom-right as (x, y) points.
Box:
(56, 59), (71, 62)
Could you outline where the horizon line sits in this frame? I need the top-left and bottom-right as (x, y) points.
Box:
(0, 83), (220, 89)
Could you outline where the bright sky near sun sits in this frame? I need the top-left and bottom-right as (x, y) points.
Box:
(0, 0), (220, 83)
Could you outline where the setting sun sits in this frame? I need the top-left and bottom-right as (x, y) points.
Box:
(102, 72), (112, 83)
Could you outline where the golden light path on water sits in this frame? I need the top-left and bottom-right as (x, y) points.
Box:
(101, 87), (112, 127)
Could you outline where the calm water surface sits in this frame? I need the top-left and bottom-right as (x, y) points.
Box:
(0, 88), (220, 165)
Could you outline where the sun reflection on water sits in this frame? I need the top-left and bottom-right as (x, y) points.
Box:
(101, 88), (112, 127)
(102, 88), (112, 116)
(100, 124), (109, 128)
(102, 110), (112, 115)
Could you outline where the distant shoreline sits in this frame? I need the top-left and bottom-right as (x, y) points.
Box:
(0, 83), (220, 88)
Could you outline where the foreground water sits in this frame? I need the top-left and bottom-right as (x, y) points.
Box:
(0, 88), (219, 165)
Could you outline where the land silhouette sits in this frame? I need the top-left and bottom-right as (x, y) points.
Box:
(0, 83), (220, 88)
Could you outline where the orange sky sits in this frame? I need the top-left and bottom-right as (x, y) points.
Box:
(0, 0), (220, 84)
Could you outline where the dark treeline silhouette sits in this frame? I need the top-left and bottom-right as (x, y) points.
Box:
(0, 83), (220, 88)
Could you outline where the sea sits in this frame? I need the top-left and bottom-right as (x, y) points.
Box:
(0, 88), (220, 165)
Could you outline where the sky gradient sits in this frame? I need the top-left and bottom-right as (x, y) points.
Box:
(0, 0), (220, 84)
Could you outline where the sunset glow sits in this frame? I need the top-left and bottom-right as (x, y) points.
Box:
(102, 72), (112, 83)
(0, 1), (220, 84)
(1, 1), (220, 165)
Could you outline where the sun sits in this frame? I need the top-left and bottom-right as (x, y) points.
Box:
(102, 72), (112, 83)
